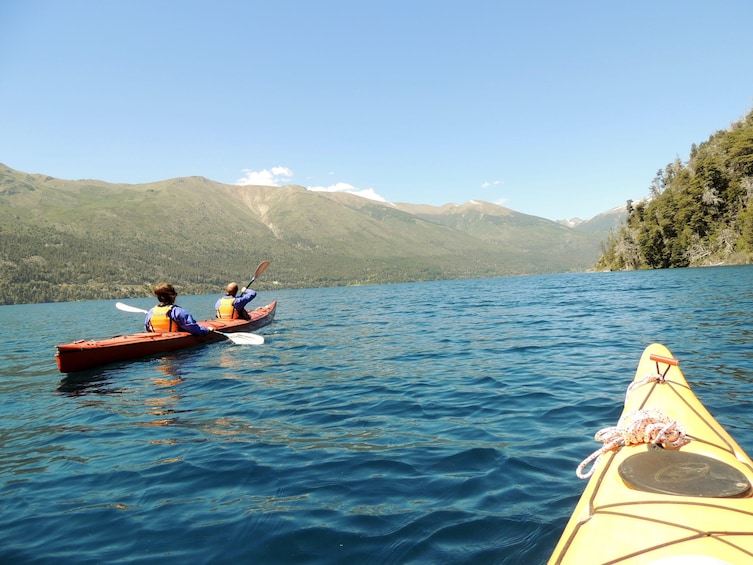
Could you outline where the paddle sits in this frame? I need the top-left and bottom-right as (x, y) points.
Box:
(246, 260), (270, 288)
(115, 302), (264, 345)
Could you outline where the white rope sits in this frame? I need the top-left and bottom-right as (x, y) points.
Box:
(624, 372), (665, 403)
(576, 406), (689, 479)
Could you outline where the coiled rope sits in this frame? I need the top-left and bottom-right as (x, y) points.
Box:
(576, 402), (689, 479)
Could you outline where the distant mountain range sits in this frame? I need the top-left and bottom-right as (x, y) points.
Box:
(0, 163), (625, 304)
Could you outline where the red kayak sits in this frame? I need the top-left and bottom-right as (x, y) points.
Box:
(56, 301), (276, 373)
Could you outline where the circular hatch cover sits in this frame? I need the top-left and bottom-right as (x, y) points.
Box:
(618, 447), (751, 498)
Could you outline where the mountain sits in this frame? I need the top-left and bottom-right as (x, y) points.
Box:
(0, 164), (620, 304)
(572, 206), (628, 234)
(393, 200), (610, 268)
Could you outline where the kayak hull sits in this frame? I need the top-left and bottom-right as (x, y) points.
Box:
(56, 301), (276, 373)
(549, 343), (753, 565)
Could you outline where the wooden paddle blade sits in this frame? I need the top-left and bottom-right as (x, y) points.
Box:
(248, 260), (270, 286)
(218, 331), (264, 345)
(254, 260), (270, 279)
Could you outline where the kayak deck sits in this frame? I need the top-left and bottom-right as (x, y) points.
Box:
(549, 343), (753, 564)
(56, 300), (276, 373)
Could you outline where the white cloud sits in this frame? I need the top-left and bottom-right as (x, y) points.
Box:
(307, 182), (388, 203)
(481, 180), (503, 189)
(237, 166), (388, 203)
(236, 166), (294, 186)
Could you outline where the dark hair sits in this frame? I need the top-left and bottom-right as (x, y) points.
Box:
(153, 283), (177, 305)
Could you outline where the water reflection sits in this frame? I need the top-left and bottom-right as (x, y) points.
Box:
(57, 369), (123, 396)
(145, 357), (189, 428)
(215, 346), (247, 374)
(56, 356), (193, 432)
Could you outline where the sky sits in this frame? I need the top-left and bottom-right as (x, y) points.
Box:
(1, 1), (752, 221)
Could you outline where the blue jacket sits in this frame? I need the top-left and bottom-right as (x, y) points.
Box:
(215, 289), (257, 319)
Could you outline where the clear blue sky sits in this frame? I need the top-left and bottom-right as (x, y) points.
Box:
(2, 1), (752, 221)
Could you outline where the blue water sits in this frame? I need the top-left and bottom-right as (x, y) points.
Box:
(2, 266), (753, 564)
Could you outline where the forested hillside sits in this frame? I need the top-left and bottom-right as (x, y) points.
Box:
(597, 109), (753, 270)
(0, 165), (616, 305)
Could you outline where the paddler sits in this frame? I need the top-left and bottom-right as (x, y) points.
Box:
(215, 282), (256, 320)
(145, 283), (213, 335)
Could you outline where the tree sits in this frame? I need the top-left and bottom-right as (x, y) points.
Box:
(596, 107), (753, 270)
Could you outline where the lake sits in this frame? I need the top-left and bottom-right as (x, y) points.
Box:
(1, 265), (752, 564)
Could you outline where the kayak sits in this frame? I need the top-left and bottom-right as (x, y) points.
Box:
(56, 301), (276, 373)
(549, 343), (753, 564)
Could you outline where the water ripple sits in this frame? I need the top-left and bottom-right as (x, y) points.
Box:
(1, 266), (753, 563)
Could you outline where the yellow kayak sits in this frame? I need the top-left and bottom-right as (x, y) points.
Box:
(549, 343), (753, 565)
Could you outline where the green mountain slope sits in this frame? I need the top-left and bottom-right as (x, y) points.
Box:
(395, 200), (606, 270)
(573, 207), (627, 234)
(0, 164), (614, 304)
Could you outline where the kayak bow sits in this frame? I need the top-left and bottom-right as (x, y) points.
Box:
(549, 343), (753, 565)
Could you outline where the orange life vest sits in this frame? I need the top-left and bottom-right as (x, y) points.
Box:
(216, 296), (239, 319)
(148, 305), (179, 332)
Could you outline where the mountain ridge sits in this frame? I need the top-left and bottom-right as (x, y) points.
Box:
(0, 163), (623, 304)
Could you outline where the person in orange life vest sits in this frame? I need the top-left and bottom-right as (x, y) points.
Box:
(215, 282), (257, 320)
(145, 283), (212, 336)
